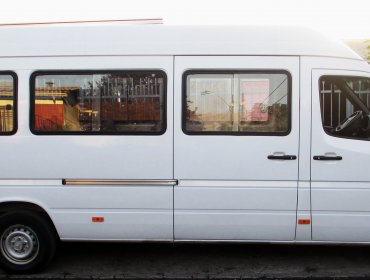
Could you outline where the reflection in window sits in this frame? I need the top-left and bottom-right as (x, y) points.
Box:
(184, 72), (290, 134)
(320, 76), (370, 139)
(0, 75), (15, 134)
(32, 72), (166, 134)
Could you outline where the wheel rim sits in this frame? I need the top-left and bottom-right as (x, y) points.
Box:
(0, 225), (39, 265)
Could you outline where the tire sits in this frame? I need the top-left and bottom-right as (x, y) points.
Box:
(0, 211), (57, 273)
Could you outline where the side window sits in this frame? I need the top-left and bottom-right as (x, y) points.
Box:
(31, 71), (166, 135)
(319, 76), (370, 140)
(183, 71), (291, 135)
(0, 73), (17, 135)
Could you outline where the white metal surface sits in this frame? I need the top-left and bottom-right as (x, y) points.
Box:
(0, 25), (360, 59)
(295, 182), (311, 241)
(174, 181), (297, 240)
(0, 185), (173, 240)
(0, 55), (174, 240)
(174, 56), (299, 241)
(309, 61), (370, 242)
(0, 56), (173, 180)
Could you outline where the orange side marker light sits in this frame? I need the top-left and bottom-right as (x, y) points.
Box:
(298, 219), (310, 225)
(92, 217), (105, 223)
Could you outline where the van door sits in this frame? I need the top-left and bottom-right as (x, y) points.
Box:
(174, 56), (300, 241)
(311, 70), (370, 242)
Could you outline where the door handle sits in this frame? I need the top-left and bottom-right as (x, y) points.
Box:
(313, 155), (342, 161)
(267, 155), (297, 160)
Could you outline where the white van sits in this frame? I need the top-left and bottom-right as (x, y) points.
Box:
(0, 24), (369, 273)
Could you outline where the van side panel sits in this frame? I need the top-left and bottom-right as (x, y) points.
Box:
(304, 57), (370, 242)
(0, 184), (173, 240)
(0, 56), (174, 240)
(175, 181), (296, 240)
(174, 56), (300, 241)
(0, 56), (173, 180)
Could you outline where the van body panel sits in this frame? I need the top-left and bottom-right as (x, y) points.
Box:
(312, 213), (370, 242)
(174, 56), (299, 240)
(174, 182), (297, 210)
(0, 26), (360, 59)
(0, 185), (174, 240)
(0, 56), (174, 240)
(0, 185), (173, 209)
(174, 56), (300, 181)
(312, 187), (370, 211)
(308, 62), (370, 242)
(175, 210), (296, 240)
(52, 210), (173, 240)
(0, 56), (174, 180)
(174, 182), (297, 240)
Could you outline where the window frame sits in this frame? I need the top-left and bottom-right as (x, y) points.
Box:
(30, 70), (167, 136)
(182, 69), (292, 136)
(318, 75), (370, 141)
(0, 71), (17, 136)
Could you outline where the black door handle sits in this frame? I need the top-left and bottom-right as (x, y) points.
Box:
(313, 155), (342, 161)
(267, 155), (297, 160)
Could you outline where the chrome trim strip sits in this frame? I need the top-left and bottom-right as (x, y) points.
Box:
(62, 179), (178, 186)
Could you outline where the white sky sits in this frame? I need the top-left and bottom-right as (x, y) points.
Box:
(0, 0), (369, 39)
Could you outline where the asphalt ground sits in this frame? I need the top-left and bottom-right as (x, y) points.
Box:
(2, 242), (370, 279)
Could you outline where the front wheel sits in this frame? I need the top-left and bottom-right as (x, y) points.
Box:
(0, 211), (57, 273)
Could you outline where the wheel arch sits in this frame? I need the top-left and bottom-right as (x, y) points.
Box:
(0, 200), (60, 240)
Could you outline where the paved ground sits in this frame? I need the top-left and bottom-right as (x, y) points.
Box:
(2, 242), (370, 279)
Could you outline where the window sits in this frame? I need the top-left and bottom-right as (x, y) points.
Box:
(31, 71), (166, 135)
(183, 71), (291, 135)
(0, 73), (17, 135)
(319, 76), (370, 140)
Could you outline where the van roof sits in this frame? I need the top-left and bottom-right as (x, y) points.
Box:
(0, 25), (361, 60)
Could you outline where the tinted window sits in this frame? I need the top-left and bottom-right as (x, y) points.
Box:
(31, 71), (166, 135)
(319, 76), (370, 140)
(0, 73), (16, 135)
(183, 71), (291, 135)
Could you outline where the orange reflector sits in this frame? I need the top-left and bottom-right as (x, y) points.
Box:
(298, 219), (310, 225)
(92, 217), (104, 223)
